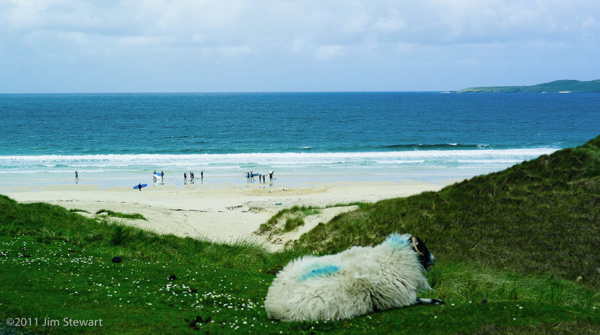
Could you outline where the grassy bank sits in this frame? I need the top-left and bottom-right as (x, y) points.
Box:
(1, 231), (597, 334)
(2, 136), (600, 333)
(294, 135), (600, 289)
(257, 205), (321, 234)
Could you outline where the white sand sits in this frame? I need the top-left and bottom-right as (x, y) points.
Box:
(2, 180), (456, 250)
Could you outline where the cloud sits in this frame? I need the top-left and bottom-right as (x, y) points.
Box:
(4, 1), (600, 48)
(581, 17), (596, 29)
(343, 12), (370, 33)
(117, 36), (174, 48)
(373, 9), (406, 33)
(216, 45), (254, 57)
(0, 0), (599, 92)
(315, 45), (345, 61)
(289, 39), (305, 54)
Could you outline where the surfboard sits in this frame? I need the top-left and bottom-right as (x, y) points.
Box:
(133, 184), (148, 189)
(154, 173), (163, 176)
(245, 173), (260, 178)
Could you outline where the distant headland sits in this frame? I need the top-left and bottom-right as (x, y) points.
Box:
(458, 79), (600, 93)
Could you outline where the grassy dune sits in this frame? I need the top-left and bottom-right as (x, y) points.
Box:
(95, 209), (148, 221)
(1, 136), (600, 334)
(257, 205), (321, 234)
(295, 135), (600, 289)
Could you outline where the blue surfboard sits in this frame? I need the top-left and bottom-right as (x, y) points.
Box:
(245, 173), (260, 178)
(133, 184), (148, 189)
(154, 173), (163, 176)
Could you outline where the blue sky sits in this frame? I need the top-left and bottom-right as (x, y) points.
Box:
(0, 0), (598, 93)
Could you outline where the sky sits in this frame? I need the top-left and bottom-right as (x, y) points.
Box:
(0, 0), (599, 93)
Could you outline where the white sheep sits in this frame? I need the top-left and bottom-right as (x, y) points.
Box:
(265, 233), (444, 321)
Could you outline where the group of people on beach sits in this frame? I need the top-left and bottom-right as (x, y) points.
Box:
(246, 171), (274, 183)
(152, 170), (205, 185)
(76, 169), (275, 191)
(183, 171), (203, 181)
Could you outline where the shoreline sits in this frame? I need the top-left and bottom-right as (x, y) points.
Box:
(2, 179), (458, 251)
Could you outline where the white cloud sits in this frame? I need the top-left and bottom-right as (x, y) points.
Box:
(117, 36), (173, 48)
(373, 9), (406, 33)
(343, 12), (370, 33)
(5, 1), (600, 48)
(216, 45), (253, 57)
(315, 45), (345, 61)
(581, 17), (596, 29)
(395, 43), (415, 54)
(289, 38), (305, 54)
(1, 0), (599, 92)
(191, 34), (203, 43)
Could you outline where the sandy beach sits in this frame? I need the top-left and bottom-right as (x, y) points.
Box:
(1, 179), (455, 251)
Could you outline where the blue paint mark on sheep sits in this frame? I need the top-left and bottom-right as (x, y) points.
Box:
(385, 233), (407, 249)
(301, 265), (341, 280)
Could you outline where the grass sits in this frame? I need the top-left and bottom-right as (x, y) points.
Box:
(69, 209), (91, 214)
(1, 135), (600, 333)
(95, 209), (148, 221)
(257, 205), (321, 234)
(293, 135), (600, 290)
(283, 216), (304, 232)
(0, 231), (597, 334)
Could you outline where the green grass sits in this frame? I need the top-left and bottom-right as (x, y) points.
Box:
(294, 135), (600, 290)
(69, 209), (91, 214)
(1, 232), (598, 334)
(95, 209), (148, 221)
(2, 135), (600, 333)
(258, 205), (321, 234)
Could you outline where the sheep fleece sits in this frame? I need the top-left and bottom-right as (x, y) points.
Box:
(265, 234), (431, 321)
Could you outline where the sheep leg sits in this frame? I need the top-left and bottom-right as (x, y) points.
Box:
(415, 297), (445, 305)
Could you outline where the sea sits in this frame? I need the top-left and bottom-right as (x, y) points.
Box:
(1, 92), (599, 189)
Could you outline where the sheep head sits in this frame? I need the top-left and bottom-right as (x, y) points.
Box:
(410, 235), (436, 272)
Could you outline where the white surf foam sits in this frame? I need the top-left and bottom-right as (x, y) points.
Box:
(0, 148), (558, 174)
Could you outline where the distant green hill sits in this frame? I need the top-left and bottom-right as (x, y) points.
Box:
(458, 79), (600, 93)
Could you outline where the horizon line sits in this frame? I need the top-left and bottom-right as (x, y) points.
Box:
(0, 90), (454, 95)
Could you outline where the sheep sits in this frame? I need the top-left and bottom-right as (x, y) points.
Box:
(265, 233), (444, 321)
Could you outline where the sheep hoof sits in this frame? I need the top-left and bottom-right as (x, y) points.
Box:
(416, 298), (445, 305)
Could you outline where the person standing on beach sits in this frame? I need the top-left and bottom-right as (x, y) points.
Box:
(138, 183), (142, 192)
(201, 171), (203, 179)
(75, 171), (79, 181)
(184, 172), (187, 180)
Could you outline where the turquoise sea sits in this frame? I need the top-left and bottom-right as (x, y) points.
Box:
(1, 92), (598, 188)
